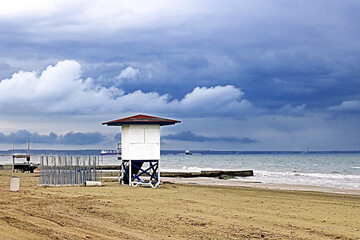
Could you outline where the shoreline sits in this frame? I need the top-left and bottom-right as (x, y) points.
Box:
(161, 176), (360, 195)
(2, 161), (359, 195)
(102, 175), (360, 195)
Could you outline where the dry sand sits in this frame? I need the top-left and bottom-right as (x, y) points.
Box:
(1, 170), (360, 240)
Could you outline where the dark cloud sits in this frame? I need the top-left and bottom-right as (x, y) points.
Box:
(1, 1), (359, 113)
(113, 133), (121, 142)
(59, 132), (104, 145)
(167, 55), (209, 71)
(163, 130), (257, 143)
(0, 130), (104, 145)
(0, 1), (360, 150)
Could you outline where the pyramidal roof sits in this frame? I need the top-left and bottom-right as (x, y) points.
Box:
(102, 114), (180, 126)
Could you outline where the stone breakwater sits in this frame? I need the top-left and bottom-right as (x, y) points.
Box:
(161, 170), (254, 178)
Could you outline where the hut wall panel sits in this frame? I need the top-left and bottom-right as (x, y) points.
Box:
(121, 125), (130, 159)
(122, 124), (160, 160)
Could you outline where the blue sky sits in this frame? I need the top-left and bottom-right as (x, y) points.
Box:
(0, 0), (359, 151)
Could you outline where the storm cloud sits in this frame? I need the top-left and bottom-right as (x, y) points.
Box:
(163, 130), (257, 143)
(0, 1), (359, 150)
(0, 130), (105, 145)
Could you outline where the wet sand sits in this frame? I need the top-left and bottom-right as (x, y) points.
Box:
(1, 170), (360, 239)
(162, 176), (360, 195)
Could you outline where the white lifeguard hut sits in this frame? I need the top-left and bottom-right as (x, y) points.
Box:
(102, 114), (180, 188)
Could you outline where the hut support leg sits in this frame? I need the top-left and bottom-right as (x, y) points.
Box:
(129, 160), (160, 188)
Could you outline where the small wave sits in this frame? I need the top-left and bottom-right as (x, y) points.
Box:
(253, 170), (360, 190)
(255, 170), (360, 179)
(351, 167), (360, 169)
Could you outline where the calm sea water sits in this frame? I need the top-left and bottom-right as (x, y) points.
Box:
(1, 153), (360, 190)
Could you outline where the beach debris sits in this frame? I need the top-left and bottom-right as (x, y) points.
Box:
(85, 181), (102, 187)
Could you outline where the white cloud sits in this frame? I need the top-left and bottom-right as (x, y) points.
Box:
(0, 60), (121, 113)
(0, 60), (82, 103)
(328, 100), (360, 113)
(0, 60), (254, 117)
(176, 86), (252, 115)
(0, 0), (59, 18)
(116, 66), (140, 81)
(272, 78), (286, 84)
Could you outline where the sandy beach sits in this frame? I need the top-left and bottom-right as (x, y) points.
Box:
(1, 170), (360, 240)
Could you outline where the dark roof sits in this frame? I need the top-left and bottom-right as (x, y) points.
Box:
(102, 114), (181, 126)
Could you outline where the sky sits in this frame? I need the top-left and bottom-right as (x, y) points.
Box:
(0, 0), (360, 151)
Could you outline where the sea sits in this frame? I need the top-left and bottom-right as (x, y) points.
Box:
(1, 150), (360, 190)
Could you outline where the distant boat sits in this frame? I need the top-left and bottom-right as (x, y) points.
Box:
(303, 147), (310, 154)
(101, 142), (122, 156)
(101, 150), (120, 156)
(185, 150), (192, 155)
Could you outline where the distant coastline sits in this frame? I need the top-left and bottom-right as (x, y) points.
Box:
(1, 149), (360, 156)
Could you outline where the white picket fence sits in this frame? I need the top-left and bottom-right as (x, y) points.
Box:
(39, 155), (102, 186)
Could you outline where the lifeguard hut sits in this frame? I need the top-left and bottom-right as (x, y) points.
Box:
(102, 114), (180, 188)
